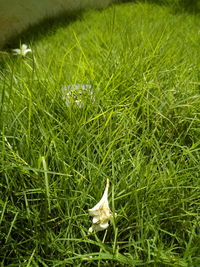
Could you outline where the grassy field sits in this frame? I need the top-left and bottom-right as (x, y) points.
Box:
(0, 1), (200, 266)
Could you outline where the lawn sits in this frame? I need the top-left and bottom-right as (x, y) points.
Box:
(0, 1), (200, 266)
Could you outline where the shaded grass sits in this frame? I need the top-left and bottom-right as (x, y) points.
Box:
(0, 1), (200, 266)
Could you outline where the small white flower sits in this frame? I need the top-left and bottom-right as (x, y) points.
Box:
(88, 179), (114, 233)
(12, 44), (32, 56)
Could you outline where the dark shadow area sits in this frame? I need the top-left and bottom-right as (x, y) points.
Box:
(0, 10), (86, 72)
(121, 0), (200, 13)
(4, 9), (84, 50)
(177, 0), (200, 13)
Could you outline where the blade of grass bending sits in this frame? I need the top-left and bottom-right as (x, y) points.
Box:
(42, 156), (51, 213)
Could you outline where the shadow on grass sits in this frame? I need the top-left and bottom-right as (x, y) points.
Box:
(0, 10), (85, 71)
(120, 0), (200, 13)
(4, 10), (85, 50)
(0, 12), (82, 76)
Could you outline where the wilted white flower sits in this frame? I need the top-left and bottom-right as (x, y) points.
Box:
(61, 84), (94, 108)
(12, 44), (32, 56)
(88, 179), (114, 233)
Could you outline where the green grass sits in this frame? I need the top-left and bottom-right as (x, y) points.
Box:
(1, 1), (200, 266)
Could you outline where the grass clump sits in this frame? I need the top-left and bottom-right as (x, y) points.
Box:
(0, 1), (200, 266)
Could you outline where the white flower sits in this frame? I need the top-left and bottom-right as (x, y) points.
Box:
(88, 179), (113, 233)
(12, 44), (32, 56)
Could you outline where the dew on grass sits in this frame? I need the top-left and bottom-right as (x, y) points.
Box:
(61, 83), (95, 108)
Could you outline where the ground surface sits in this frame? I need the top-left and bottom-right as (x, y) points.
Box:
(0, 1), (200, 266)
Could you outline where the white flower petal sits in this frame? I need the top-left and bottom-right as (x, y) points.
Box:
(21, 44), (27, 50)
(92, 221), (109, 232)
(92, 216), (100, 224)
(88, 227), (93, 233)
(88, 209), (100, 217)
(24, 49), (32, 55)
(99, 221), (109, 229)
(12, 48), (21, 55)
(89, 180), (109, 211)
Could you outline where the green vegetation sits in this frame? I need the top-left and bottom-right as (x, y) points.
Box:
(0, 1), (200, 266)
